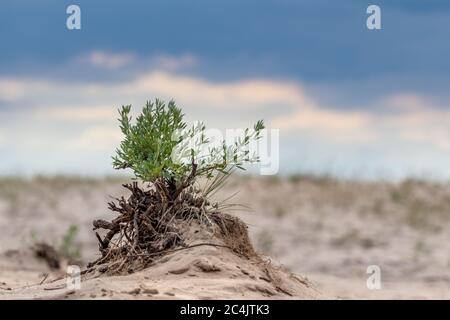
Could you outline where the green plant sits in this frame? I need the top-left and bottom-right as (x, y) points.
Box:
(58, 224), (81, 260)
(32, 224), (81, 269)
(90, 99), (264, 273)
(112, 99), (264, 200)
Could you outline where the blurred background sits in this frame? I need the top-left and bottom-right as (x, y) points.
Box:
(1, 0), (450, 298)
(1, 0), (450, 180)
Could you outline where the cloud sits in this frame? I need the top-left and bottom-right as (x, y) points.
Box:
(123, 72), (309, 109)
(0, 69), (312, 111)
(380, 94), (450, 151)
(0, 78), (52, 102)
(383, 93), (429, 112)
(35, 105), (117, 122)
(273, 91), (450, 148)
(78, 51), (136, 69)
(65, 127), (122, 151)
(75, 51), (197, 72)
(2, 70), (450, 148)
(0, 79), (23, 102)
(149, 54), (197, 71)
(1, 68), (450, 178)
(0, 77), (86, 103)
(272, 107), (376, 142)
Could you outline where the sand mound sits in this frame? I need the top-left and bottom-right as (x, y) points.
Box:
(0, 219), (322, 299)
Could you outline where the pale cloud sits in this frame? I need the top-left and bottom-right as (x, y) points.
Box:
(382, 93), (442, 113)
(35, 105), (117, 122)
(0, 77), (92, 102)
(1, 69), (450, 166)
(79, 50), (136, 69)
(0, 78), (52, 102)
(273, 91), (450, 147)
(381, 94), (450, 151)
(150, 54), (197, 70)
(0, 79), (23, 102)
(66, 127), (122, 151)
(76, 51), (196, 71)
(272, 108), (376, 142)
(0, 70), (313, 110)
(400, 128), (450, 151)
(123, 72), (312, 109)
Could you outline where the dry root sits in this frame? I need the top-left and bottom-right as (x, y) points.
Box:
(88, 181), (254, 274)
(212, 213), (256, 258)
(34, 243), (62, 269)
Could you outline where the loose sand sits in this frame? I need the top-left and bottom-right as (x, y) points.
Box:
(0, 175), (449, 299)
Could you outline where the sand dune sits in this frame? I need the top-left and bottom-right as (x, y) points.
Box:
(1, 221), (322, 300)
(0, 176), (449, 299)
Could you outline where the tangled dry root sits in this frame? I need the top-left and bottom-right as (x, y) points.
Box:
(88, 181), (255, 274)
(212, 213), (256, 258)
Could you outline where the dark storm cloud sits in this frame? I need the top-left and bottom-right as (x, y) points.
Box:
(1, 0), (449, 103)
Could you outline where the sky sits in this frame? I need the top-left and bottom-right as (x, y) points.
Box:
(1, 0), (450, 180)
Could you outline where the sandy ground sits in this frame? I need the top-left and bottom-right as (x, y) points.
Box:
(0, 223), (321, 300)
(0, 175), (449, 299)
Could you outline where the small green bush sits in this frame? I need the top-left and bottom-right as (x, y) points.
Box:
(112, 99), (264, 199)
(89, 99), (265, 273)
